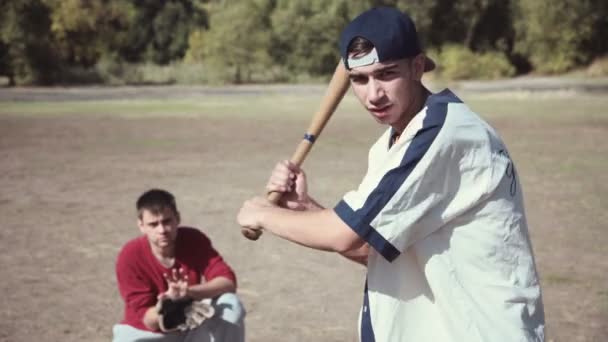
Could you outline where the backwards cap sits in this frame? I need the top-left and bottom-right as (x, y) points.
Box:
(339, 7), (435, 71)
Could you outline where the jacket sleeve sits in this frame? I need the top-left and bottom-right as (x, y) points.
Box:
(335, 120), (510, 262)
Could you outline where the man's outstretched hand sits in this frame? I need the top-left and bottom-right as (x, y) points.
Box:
(156, 267), (215, 332)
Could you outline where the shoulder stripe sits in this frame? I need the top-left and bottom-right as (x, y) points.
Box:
(334, 90), (456, 261)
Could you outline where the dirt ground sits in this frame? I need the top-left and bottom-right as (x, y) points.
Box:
(0, 85), (606, 342)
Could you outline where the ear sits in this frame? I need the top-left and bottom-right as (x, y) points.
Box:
(137, 218), (145, 234)
(411, 54), (426, 81)
(176, 211), (181, 225)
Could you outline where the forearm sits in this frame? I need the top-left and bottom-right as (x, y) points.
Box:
(281, 194), (325, 211)
(259, 207), (363, 253)
(303, 196), (324, 211)
(186, 276), (236, 301)
(340, 243), (369, 266)
(143, 306), (161, 331)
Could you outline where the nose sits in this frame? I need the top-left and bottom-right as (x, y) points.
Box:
(159, 223), (170, 233)
(366, 78), (385, 104)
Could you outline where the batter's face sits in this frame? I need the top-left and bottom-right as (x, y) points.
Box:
(138, 207), (180, 252)
(348, 55), (425, 131)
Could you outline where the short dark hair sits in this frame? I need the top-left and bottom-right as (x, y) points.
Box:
(136, 189), (178, 219)
(347, 36), (375, 57)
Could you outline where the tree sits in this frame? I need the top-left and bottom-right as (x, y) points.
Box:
(392, 0), (513, 53)
(0, 0), (59, 84)
(270, 0), (369, 77)
(513, 0), (599, 73)
(120, 0), (209, 65)
(0, 40), (15, 86)
(0, 1), (14, 85)
(47, 0), (135, 67)
(189, 0), (274, 83)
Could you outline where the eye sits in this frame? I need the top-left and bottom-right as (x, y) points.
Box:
(349, 75), (367, 84)
(377, 70), (395, 80)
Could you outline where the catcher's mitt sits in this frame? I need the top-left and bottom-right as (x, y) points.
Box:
(157, 297), (216, 333)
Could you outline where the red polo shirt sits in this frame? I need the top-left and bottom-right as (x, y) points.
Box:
(115, 227), (236, 331)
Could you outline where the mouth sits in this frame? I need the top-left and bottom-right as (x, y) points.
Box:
(368, 104), (392, 118)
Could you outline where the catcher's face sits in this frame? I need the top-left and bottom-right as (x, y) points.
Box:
(138, 207), (180, 251)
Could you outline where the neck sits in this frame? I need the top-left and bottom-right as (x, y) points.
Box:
(393, 84), (430, 133)
(150, 244), (175, 261)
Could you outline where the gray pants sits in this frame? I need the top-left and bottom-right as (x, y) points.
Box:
(112, 293), (245, 342)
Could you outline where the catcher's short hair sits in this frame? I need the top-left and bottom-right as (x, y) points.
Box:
(136, 189), (178, 218)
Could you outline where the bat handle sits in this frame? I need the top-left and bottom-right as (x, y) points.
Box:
(240, 137), (315, 240)
(240, 191), (281, 240)
(241, 227), (263, 241)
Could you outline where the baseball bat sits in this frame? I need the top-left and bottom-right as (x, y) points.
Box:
(242, 60), (350, 241)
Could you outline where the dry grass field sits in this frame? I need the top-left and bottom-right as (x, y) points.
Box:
(0, 84), (606, 342)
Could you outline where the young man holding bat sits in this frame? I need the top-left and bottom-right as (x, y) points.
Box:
(238, 6), (545, 342)
(113, 189), (245, 342)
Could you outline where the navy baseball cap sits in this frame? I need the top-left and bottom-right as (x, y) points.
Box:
(339, 7), (435, 72)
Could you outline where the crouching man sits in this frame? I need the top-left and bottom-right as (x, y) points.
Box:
(113, 189), (245, 342)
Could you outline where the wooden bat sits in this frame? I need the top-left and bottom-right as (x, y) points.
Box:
(242, 60), (351, 240)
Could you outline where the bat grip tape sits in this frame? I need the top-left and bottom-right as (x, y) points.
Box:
(303, 133), (316, 143)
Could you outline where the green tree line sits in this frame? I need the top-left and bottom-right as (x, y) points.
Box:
(1, 0), (606, 85)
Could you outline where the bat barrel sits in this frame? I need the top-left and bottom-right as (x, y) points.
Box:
(241, 61), (350, 241)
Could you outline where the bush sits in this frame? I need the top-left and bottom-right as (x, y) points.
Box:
(587, 56), (608, 77)
(95, 56), (141, 85)
(433, 45), (515, 80)
(93, 59), (244, 85)
(55, 66), (103, 85)
(476, 52), (517, 79)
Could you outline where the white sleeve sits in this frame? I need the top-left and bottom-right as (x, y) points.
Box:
(334, 107), (509, 262)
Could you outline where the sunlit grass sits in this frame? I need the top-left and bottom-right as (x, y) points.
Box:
(0, 93), (363, 119)
(462, 92), (608, 120)
(1, 90), (606, 122)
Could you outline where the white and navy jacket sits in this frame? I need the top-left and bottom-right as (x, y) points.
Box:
(335, 89), (545, 342)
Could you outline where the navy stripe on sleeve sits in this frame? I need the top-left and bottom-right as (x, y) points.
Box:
(335, 200), (400, 262)
(334, 90), (459, 261)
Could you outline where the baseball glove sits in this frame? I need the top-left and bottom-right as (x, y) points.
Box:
(157, 297), (216, 333)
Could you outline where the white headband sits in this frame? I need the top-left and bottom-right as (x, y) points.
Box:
(347, 47), (379, 69)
